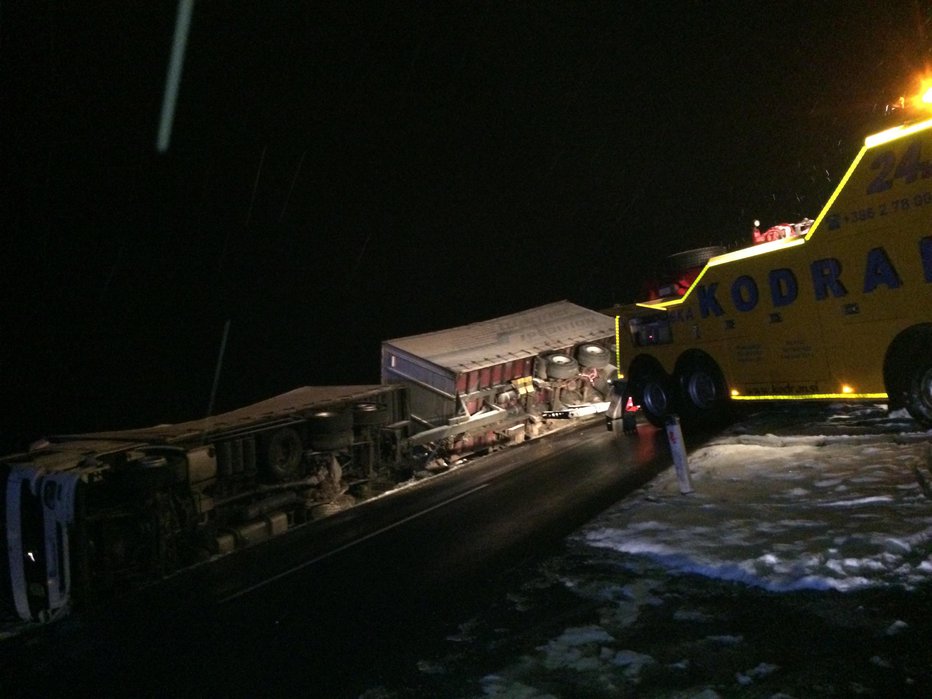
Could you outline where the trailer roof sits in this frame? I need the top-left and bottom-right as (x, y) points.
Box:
(383, 300), (614, 373)
(29, 385), (396, 459)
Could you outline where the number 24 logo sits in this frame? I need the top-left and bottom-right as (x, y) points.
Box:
(868, 140), (932, 194)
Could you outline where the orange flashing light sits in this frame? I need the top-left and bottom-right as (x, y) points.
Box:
(913, 75), (932, 110)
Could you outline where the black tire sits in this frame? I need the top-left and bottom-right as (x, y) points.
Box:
(308, 410), (353, 435)
(628, 363), (673, 428)
(265, 427), (303, 481)
(906, 358), (932, 426)
(306, 410), (353, 452)
(884, 326), (932, 427)
(675, 355), (730, 429)
(576, 343), (610, 369)
(546, 353), (579, 380)
(308, 430), (353, 452)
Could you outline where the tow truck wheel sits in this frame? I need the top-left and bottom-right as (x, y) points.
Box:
(885, 326), (932, 427)
(676, 355), (730, 428)
(629, 362), (672, 428)
(640, 378), (672, 427)
(906, 360), (932, 426)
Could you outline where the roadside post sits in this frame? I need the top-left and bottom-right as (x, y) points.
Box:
(664, 414), (693, 494)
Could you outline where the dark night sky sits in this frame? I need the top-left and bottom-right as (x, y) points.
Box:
(2, 2), (931, 450)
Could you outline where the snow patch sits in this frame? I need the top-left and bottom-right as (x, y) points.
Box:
(576, 432), (932, 592)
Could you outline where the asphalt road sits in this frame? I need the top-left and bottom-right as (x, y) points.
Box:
(1, 418), (676, 698)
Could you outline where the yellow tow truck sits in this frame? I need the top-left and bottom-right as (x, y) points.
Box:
(614, 82), (932, 428)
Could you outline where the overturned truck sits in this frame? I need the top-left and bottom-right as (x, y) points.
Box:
(1, 385), (411, 632)
(1, 301), (616, 637)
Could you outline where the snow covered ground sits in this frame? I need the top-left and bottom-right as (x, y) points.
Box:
(583, 407), (932, 594)
(364, 404), (932, 698)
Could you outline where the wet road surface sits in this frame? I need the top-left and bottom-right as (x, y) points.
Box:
(1, 419), (676, 698)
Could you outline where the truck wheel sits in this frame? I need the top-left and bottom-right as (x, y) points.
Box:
(906, 359), (932, 426)
(629, 365), (672, 428)
(641, 378), (672, 427)
(308, 430), (353, 452)
(307, 410), (353, 452)
(576, 343), (610, 369)
(546, 353), (579, 380)
(308, 410), (353, 434)
(676, 355), (730, 428)
(884, 326), (932, 427)
(353, 402), (389, 427)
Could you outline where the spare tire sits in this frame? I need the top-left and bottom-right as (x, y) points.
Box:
(546, 353), (579, 380)
(576, 343), (610, 369)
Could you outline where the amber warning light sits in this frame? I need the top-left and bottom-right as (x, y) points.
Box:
(887, 77), (932, 117)
(907, 76), (932, 112)
(922, 85), (932, 106)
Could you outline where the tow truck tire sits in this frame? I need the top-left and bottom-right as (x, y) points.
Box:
(546, 353), (579, 380)
(675, 354), (730, 429)
(628, 361), (672, 428)
(576, 343), (610, 369)
(906, 358), (932, 426)
(640, 378), (673, 428)
(884, 325), (932, 427)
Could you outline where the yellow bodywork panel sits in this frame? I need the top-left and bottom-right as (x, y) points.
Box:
(616, 116), (932, 403)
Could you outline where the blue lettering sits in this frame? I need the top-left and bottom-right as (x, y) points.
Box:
(768, 268), (798, 307)
(698, 284), (724, 318)
(810, 258), (847, 300)
(731, 275), (759, 312)
(921, 236), (932, 283)
(863, 246), (901, 292)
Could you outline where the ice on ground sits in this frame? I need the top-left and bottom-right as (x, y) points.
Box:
(388, 406), (932, 698)
(578, 418), (932, 592)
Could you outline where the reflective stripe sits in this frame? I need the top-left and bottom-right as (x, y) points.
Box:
(731, 392), (888, 401)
